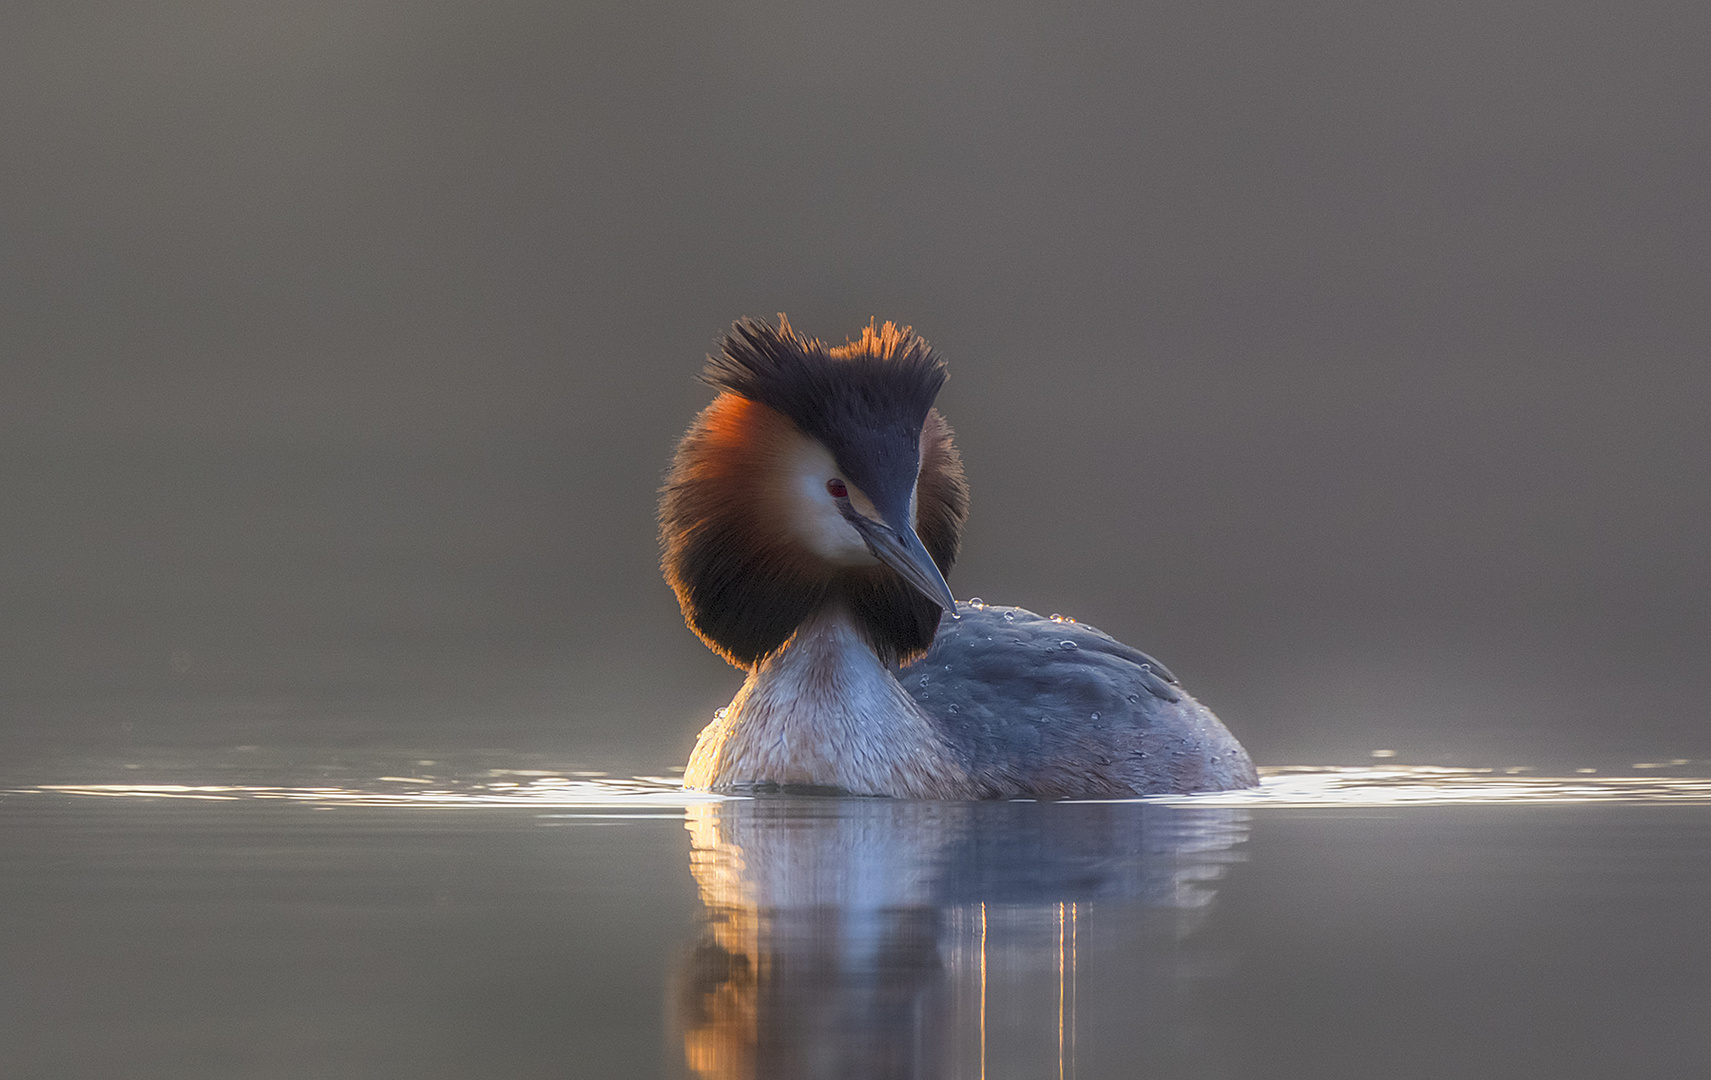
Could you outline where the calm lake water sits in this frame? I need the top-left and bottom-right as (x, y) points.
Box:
(5, 755), (1710, 1079)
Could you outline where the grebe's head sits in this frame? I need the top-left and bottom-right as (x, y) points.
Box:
(660, 316), (968, 668)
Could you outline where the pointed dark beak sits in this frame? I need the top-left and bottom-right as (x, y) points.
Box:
(846, 513), (957, 612)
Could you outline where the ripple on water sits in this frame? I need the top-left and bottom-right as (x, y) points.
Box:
(17, 771), (720, 809)
(1147, 765), (1711, 807)
(11, 763), (1711, 809)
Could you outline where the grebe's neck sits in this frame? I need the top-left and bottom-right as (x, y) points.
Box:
(683, 605), (974, 798)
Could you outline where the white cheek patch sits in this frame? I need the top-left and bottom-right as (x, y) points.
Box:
(780, 437), (879, 567)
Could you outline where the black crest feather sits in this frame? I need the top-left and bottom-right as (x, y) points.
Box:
(704, 316), (948, 517)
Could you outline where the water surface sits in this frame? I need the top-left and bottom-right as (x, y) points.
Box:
(5, 759), (1710, 1078)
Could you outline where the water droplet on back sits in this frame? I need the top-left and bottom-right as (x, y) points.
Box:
(968, 597), (986, 609)
(1003, 611), (1015, 622)
(1060, 640), (1077, 650)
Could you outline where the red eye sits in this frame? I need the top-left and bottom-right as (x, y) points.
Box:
(826, 478), (848, 499)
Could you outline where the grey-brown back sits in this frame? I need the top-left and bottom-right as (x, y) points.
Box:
(903, 605), (1257, 797)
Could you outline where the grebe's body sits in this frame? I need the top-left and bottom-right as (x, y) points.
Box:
(663, 317), (1255, 798)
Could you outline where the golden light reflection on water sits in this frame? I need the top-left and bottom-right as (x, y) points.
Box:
(17, 764), (1711, 808)
(673, 797), (1243, 1079)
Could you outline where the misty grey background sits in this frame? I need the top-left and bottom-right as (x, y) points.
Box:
(4, 0), (1707, 770)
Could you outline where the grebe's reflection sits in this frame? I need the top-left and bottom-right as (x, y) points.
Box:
(672, 799), (1248, 1079)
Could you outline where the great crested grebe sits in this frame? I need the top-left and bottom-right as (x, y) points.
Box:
(660, 316), (1256, 798)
